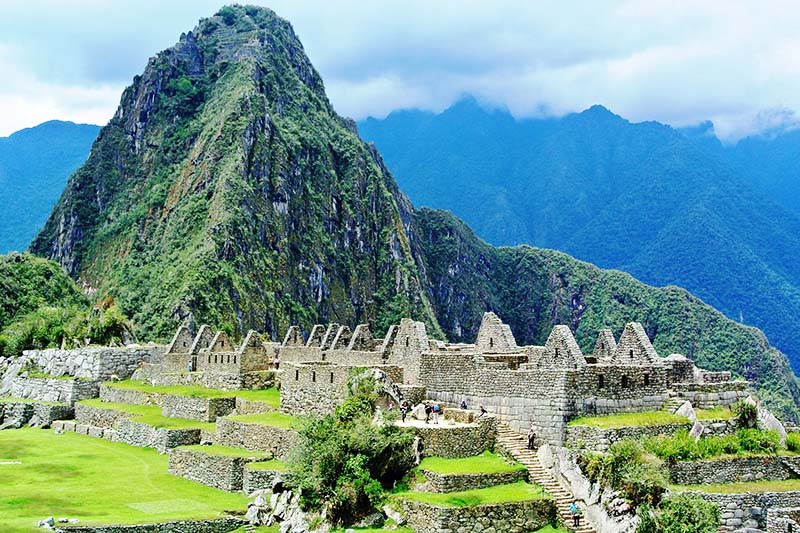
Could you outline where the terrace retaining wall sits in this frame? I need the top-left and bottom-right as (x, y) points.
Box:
(686, 490), (800, 530)
(61, 517), (245, 532)
(214, 417), (299, 459)
(420, 468), (527, 493)
(0, 400), (73, 428)
(409, 417), (498, 458)
(669, 456), (800, 485)
(168, 447), (263, 492)
(563, 422), (692, 452)
(399, 497), (556, 533)
(160, 394), (236, 422)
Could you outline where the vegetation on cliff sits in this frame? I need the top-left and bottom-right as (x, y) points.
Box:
(0, 253), (128, 355)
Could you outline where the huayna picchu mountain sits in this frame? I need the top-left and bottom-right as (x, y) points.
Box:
(30, 5), (800, 420)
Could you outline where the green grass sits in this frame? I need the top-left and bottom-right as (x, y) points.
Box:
(419, 451), (526, 475)
(78, 399), (215, 431)
(0, 396), (64, 406)
(695, 407), (734, 420)
(0, 428), (248, 531)
(394, 481), (548, 507)
(247, 459), (287, 471)
(226, 411), (300, 429)
(332, 528), (415, 533)
(673, 478), (800, 494)
(567, 411), (689, 428)
(234, 388), (280, 408)
(231, 526), (280, 533)
(106, 380), (280, 408)
(530, 526), (570, 533)
(178, 444), (270, 458)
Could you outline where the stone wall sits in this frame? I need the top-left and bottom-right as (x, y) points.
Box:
(669, 456), (800, 485)
(23, 346), (162, 381)
(160, 394), (236, 422)
(420, 468), (527, 493)
(408, 417), (497, 458)
(62, 518), (245, 532)
(75, 403), (135, 428)
(280, 362), (402, 416)
(0, 400), (73, 428)
(99, 384), (158, 405)
(672, 381), (749, 409)
(168, 447), (262, 491)
(243, 464), (289, 493)
(564, 422), (692, 452)
(686, 490), (800, 530)
(399, 497), (556, 533)
(10, 376), (99, 404)
(215, 417), (299, 459)
(766, 507), (800, 533)
(234, 397), (276, 416)
(115, 420), (202, 453)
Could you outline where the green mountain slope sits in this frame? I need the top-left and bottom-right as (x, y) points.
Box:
(29, 6), (800, 420)
(358, 99), (800, 373)
(0, 121), (100, 253)
(31, 6), (440, 342)
(416, 208), (800, 421)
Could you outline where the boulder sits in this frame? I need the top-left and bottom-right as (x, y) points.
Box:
(382, 505), (406, 526)
(689, 420), (705, 441)
(675, 401), (697, 422)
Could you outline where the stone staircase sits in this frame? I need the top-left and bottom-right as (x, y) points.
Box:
(496, 425), (596, 533)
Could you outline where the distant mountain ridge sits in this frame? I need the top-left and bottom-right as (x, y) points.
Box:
(0, 120), (100, 253)
(358, 98), (800, 373)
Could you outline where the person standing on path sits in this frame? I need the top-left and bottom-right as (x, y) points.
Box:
(527, 426), (536, 449)
(400, 401), (408, 423)
(274, 354), (280, 370)
(424, 402), (433, 424)
(432, 402), (440, 424)
(570, 500), (582, 528)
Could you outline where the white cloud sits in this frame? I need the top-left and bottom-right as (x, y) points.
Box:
(1, 0), (800, 140)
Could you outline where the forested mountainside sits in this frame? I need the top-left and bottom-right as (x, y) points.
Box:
(0, 121), (100, 253)
(29, 6), (800, 420)
(358, 98), (800, 374)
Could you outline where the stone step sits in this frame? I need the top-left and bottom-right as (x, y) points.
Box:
(496, 423), (598, 533)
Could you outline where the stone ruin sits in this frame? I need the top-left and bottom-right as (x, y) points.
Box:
(150, 311), (749, 445)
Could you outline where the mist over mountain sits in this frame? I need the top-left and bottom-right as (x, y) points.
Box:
(0, 121), (100, 253)
(22, 6), (800, 419)
(358, 98), (800, 375)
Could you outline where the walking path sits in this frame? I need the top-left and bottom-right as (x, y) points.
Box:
(496, 424), (597, 533)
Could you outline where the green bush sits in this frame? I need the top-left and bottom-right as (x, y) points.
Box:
(786, 433), (800, 452)
(643, 428), (783, 462)
(736, 428), (781, 454)
(732, 400), (758, 429)
(289, 383), (413, 524)
(579, 439), (667, 506)
(636, 493), (719, 533)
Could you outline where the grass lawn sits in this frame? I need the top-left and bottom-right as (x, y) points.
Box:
(105, 380), (280, 408)
(0, 428), (248, 532)
(567, 411), (689, 428)
(234, 388), (280, 409)
(419, 451), (526, 475)
(674, 478), (800, 494)
(695, 407), (734, 420)
(178, 444), (270, 458)
(78, 399), (215, 431)
(227, 411), (300, 429)
(248, 459), (287, 471)
(394, 481), (548, 507)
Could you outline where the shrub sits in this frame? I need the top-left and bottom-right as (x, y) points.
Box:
(787, 433), (800, 452)
(289, 383), (413, 524)
(736, 428), (780, 454)
(732, 400), (758, 429)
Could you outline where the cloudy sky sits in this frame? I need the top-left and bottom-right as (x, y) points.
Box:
(1, 0), (799, 140)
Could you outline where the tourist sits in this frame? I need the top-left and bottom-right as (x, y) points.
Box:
(424, 402), (433, 424)
(527, 426), (536, 450)
(460, 399), (467, 409)
(274, 354), (280, 370)
(478, 405), (488, 417)
(400, 401), (408, 423)
(570, 501), (582, 527)
(187, 359), (194, 372)
(432, 402), (440, 424)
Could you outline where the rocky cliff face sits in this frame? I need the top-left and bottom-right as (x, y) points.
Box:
(30, 5), (800, 420)
(31, 6), (440, 341)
